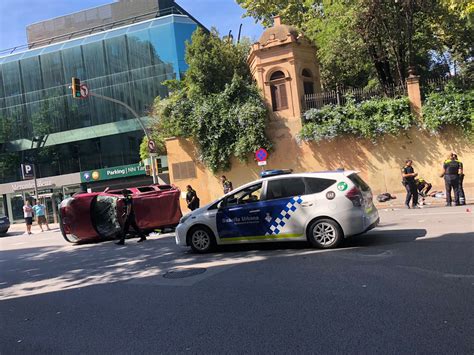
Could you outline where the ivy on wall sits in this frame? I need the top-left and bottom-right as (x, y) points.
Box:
(300, 97), (414, 142)
(422, 86), (473, 137)
(151, 74), (271, 172)
(300, 89), (474, 142)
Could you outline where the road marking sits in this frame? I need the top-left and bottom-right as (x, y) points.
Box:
(397, 265), (474, 279)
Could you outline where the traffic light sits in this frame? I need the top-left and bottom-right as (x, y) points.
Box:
(72, 77), (81, 98)
(145, 165), (151, 176)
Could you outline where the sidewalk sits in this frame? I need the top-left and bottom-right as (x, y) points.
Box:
(374, 192), (445, 209)
(374, 192), (470, 209)
(7, 222), (60, 234)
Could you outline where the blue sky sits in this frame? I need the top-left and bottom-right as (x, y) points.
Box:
(0, 0), (263, 50)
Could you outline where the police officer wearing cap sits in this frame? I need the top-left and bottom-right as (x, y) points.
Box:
(401, 159), (419, 209)
(440, 152), (463, 206)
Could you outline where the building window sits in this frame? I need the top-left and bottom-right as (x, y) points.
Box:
(302, 69), (314, 95)
(270, 71), (288, 111)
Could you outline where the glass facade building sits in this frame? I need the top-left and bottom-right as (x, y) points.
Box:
(0, 14), (198, 183)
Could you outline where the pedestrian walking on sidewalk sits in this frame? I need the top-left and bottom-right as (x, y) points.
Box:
(116, 189), (147, 245)
(401, 159), (419, 209)
(23, 200), (33, 235)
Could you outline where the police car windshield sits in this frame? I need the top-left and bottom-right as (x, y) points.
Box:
(224, 183), (263, 207)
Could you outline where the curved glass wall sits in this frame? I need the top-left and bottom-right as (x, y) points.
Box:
(0, 15), (197, 182)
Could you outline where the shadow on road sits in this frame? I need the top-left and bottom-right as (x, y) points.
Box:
(1, 230), (473, 354)
(0, 227), (435, 300)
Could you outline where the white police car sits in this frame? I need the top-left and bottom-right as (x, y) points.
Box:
(175, 170), (379, 253)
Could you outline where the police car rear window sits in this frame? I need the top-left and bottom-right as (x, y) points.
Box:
(348, 174), (370, 191)
(304, 177), (336, 194)
(266, 177), (336, 200)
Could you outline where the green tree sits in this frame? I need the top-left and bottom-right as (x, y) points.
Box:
(143, 29), (271, 172)
(235, 0), (315, 29)
(238, 0), (473, 88)
(183, 28), (252, 97)
(0, 115), (20, 182)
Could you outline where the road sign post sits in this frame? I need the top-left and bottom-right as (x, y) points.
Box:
(148, 139), (156, 153)
(79, 84), (89, 99)
(21, 163), (38, 200)
(255, 148), (268, 171)
(255, 148), (268, 162)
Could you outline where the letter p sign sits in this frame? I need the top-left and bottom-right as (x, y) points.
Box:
(21, 163), (35, 180)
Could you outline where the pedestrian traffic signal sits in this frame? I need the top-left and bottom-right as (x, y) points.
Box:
(145, 165), (151, 176)
(72, 77), (81, 98)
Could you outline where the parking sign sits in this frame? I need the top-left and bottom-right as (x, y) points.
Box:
(21, 163), (35, 180)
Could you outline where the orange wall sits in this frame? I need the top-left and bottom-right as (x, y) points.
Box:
(166, 127), (473, 208)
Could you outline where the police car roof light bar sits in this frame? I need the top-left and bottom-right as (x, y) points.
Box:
(260, 169), (293, 178)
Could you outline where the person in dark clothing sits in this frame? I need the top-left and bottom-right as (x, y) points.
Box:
(441, 153), (462, 206)
(221, 175), (233, 194)
(401, 159), (419, 209)
(116, 189), (147, 245)
(186, 185), (200, 211)
(453, 154), (466, 205)
(415, 177), (432, 197)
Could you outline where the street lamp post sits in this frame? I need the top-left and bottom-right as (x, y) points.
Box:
(87, 92), (160, 184)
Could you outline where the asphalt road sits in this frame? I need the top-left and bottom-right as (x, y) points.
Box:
(1, 206), (473, 354)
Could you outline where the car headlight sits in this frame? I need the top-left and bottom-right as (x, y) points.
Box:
(180, 214), (192, 224)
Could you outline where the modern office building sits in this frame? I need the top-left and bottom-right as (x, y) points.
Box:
(0, 0), (203, 222)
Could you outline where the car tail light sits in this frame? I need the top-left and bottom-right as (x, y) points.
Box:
(346, 186), (362, 207)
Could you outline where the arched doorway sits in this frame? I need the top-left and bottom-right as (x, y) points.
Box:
(269, 70), (288, 111)
(302, 69), (315, 96)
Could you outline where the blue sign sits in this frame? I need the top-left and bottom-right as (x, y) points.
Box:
(255, 148), (268, 162)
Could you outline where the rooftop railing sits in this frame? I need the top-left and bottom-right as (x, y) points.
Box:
(0, 6), (184, 57)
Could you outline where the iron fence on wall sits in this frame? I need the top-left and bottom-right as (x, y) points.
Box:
(420, 75), (472, 99)
(303, 84), (407, 111)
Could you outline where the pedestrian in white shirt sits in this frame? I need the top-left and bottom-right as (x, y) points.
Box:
(23, 200), (33, 235)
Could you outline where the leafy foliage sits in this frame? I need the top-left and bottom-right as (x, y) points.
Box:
(300, 97), (415, 141)
(183, 28), (251, 98)
(143, 28), (271, 172)
(422, 86), (474, 136)
(238, 0), (473, 88)
(0, 115), (20, 181)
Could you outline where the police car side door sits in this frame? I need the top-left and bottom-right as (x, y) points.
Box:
(216, 182), (268, 241)
(262, 177), (308, 239)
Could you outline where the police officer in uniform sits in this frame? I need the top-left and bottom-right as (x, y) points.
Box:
(401, 159), (419, 209)
(221, 175), (233, 194)
(186, 185), (200, 211)
(116, 189), (147, 245)
(453, 154), (466, 205)
(440, 153), (462, 206)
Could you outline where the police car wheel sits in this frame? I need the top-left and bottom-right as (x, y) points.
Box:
(307, 219), (342, 249)
(189, 226), (215, 253)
